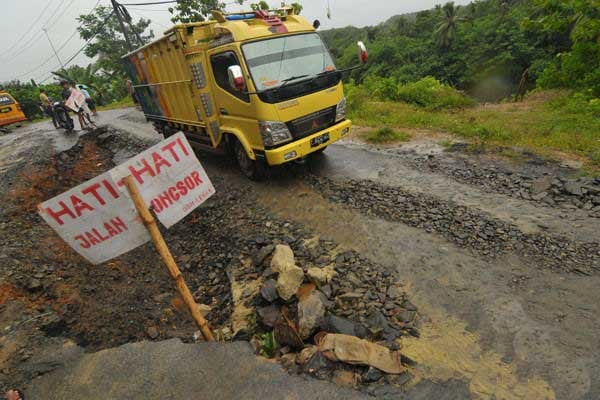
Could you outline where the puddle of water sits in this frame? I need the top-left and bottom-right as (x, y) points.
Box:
(401, 310), (555, 400)
(256, 181), (558, 399)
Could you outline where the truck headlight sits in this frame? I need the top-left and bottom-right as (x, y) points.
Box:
(335, 96), (347, 123)
(259, 120), (293, 147)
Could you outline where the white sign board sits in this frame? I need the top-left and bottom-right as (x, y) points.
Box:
(38, 132), (215, 264)
(65, 89), (87, 112)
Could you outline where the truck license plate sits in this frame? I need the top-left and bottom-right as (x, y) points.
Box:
(310, 132), (329, 147)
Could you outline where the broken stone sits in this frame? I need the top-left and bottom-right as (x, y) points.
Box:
(386, 285), (402, 300)
(530, 176), (554, 194)
(257, 305), (281, 328)
(402, 300), (417, 311)
(321, 314), (368, 338)
(280, 353), (297, 369)
(276, 263), (304, 301)
(363, 366), (384, 383)
(270, 244), (295, 273)
(333, 370), (356, 387)
(364, 309), (388, 335)
(306, 266), (337, 287)
(302, 351), (333, 373)
(197, 303), (212, 315)
(27, 278), (42, 291)
(260, 279), (278, 302)
(253, 244), (275, 267)
(320, 284), (332, 299)
(298, 289), (327, 340)
(146, 326), (159, 339)
(531, 191), (548, 201)
(563, 181), (584, 196)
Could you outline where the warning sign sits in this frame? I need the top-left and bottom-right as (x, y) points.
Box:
(38, 132), (215, 264)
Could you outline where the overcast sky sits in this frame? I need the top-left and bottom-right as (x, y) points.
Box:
(0, 0), (471, 83)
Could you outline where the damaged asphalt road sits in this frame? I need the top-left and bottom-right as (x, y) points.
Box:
(2, 108), (600, 399)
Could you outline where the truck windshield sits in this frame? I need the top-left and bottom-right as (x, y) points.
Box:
(242, 33), (337, 93)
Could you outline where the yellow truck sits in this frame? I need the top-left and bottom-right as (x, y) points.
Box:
(123, 6), (367, 179)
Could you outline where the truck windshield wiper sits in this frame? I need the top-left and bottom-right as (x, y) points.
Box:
(316, 69), (338, 76)
(277, 74), (311, 91)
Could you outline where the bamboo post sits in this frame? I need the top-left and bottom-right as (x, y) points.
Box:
(123, 175), (215, 341)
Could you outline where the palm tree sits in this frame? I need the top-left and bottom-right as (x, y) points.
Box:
(51, 64), (109, 104)
(435, 2), (465, 49)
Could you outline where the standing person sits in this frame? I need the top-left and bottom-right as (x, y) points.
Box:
(126, 79), (141, 110)
(61, 80), (85, 130)
(39, 89), (58, 128)
(65, 81), (96, 130)
(77, 84), (97, 116)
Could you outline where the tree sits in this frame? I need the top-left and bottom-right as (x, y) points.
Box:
(52, 64), (112, 104)
(530, 0), (600, 96)
(250, 2), (270, 11)
(291, 2), (303, 14)
(169, 0), (242, 23)
(435, 2), (465, 49)
(77, 6), (153, 77)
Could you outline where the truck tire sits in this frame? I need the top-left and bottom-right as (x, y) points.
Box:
(234, 139), (266, 181)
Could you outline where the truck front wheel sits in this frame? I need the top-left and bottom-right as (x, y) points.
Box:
(234, 140), (266, 181)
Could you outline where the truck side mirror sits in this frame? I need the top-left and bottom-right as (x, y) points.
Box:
(357, 41), (368, 64)
(313, 19), (321, 30)
(227, 65), (246, 91)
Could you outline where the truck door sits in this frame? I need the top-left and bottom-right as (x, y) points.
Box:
(208, 48), (260, 150)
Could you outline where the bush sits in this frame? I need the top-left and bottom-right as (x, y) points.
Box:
(395, 77), (475, 109)
(366, 127), (411, 143)
(344, 80), (369, 112)
(549, 91), (600, 118)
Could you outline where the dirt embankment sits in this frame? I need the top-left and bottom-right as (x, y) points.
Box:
(0, 130), (419, 395)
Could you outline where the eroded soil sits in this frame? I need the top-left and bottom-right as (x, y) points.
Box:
(2, 109), (600, 399)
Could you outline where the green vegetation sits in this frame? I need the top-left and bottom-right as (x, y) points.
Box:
(348, 76), (474, 109)
(255, 331), (278, 358)
(325, 0), (598, 166)
(366, 127), (412, 144)
(323, 0), (599, 101)
(0, 5), (153, 120)
(350, 90), (600, 168)
(97, 97), (135, 111)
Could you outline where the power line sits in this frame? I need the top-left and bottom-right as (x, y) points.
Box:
(10, 0), (106, 82)
(118, 1), (176, 5)
(0, 0), (55, 57)
(60, 10), (116, 69)
(2, 0), (72, 61)
(43, 0), (78, 31)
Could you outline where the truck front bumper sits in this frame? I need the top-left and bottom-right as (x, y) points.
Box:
(264, 119), (352, 166)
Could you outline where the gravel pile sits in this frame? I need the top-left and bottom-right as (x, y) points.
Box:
(308, 175), (600, 275)
(399, 150), (600, 218)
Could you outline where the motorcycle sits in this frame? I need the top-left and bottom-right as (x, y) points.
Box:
(52, 102), (75, 132)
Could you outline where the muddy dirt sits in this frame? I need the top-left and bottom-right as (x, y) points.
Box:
(2, 109), (600, 399)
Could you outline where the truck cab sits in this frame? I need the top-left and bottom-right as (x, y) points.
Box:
(123, 6), (366, 179)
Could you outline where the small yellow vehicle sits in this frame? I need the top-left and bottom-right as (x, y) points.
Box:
(0, 91), (28, 129)
(123, 6), (367, 179)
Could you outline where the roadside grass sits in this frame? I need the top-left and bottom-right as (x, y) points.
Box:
(365, 127), (412, 144)
(349, 90), (600, 171)
(97, 97), (135, 111)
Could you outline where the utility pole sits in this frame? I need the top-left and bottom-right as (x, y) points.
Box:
(42, 28), (64, 69)
(111, 0), (134, 52)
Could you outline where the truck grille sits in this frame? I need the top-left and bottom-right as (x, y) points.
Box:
(286, 106), (336, 139)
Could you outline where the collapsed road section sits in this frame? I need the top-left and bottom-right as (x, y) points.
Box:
(0, 129), (421, 397)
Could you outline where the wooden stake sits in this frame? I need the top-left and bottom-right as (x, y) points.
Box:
(123, 175), (215, 342)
